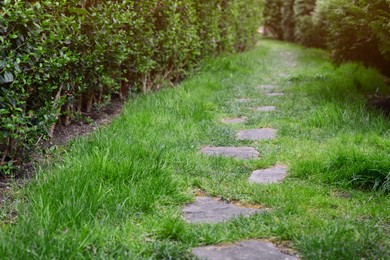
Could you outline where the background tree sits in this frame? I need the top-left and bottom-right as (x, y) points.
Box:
(263, 0), (283, 39)
(281, 0), (295, 42)
(294, 0), (322, 47)
(263, 0), (390, 75)
(315, 0), (390, 75)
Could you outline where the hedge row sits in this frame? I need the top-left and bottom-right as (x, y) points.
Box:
(263, 0), (390, 76)
(0, 0), (263, 174)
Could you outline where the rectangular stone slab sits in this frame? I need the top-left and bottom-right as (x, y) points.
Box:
(222, 117), (247, 124)
(237, 98), (251, 103)
(201, 146), (259, 159)
(183, 197), (264, 223)
(257, 84), (278, 89)
(192, 240), (298, 260)
(249, 166), (288, 184)
(267, 92), (284, 97)
(236, 128), (276, 141)
(254, 106), (276, 111)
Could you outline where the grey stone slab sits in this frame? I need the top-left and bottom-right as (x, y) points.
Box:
(258, 84), (277, 90)
(249, 166), (288, 184)
(277, 73), (290, 78)
(192, 240), (298, 260)
(183, 197), (263, 224)
(267, 92), (284, 97)
(237, 98), (251, 103)
(222, 117), (247, 124)
(236, 128), (276, 141)
(254, 106), (276, 112)
(201, 146), (259, 159)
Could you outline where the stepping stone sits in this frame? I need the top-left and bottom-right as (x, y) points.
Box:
(183, 197), (264, 223)
(222, 117), (247, 124)
(277, 73), (290, 78)
(254, 106), (276, 111)
(258, 84), (277, 90)
(237, 98), (251, 103)
(201, 146), (259, 159)
(192, 240), (298, 260)
(236, 128), (276, 141)
(249, 166), (288, 184)
(267, 92), (284, 97)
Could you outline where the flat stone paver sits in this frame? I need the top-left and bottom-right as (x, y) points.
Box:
(201, 146), (259, 159)
(277, 73), (290, 78)
(222, 117), (247, 124)
(237, 98), (251, 103)
(183, 197), (264, 223)
(254, 106), (276, 111)
(249, 166), (288, 184)
(192, 240), (298, 260)
(236, 128), (276, 141)
(267, 92), (284, 97)
(258, 84), (277, 90)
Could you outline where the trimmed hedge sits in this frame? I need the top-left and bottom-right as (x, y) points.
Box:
(0, 0), (263, 174)
(263, 0), (283, 39)
(315, 0), (390, 72)
(263, 0), (390, 75)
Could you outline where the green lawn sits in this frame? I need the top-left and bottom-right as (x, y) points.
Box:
(1, 39), (389, 259)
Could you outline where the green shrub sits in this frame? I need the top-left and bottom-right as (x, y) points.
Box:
(263, 0), (390, 74)
(281, 0), (295, 41)
(294, 0), (317, 16)
(294, 0), (325, 47)
(294, 0), (321, 47)
(314, 0), (390, 75)
(0, 1), (70, 172)
(294, 15), (323, 47)
(0, 0), (263, 174)
(264, 0), (318, 42)
(263, 0), (283, 39)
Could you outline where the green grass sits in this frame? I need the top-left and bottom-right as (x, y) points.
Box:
(0, 39), (389, 259)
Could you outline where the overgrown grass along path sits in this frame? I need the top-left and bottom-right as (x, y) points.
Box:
(1, 40), (390, 259)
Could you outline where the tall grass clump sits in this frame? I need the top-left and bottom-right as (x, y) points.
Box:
(0, 108), (189, 258)
(292, 145), (390, 193)
(295, 63), (389, 103)
(289, 52), (390, 194)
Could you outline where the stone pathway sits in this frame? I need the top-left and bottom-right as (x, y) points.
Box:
(192, 62), (298, 258)
(192, 240), (298, 260)
(183, 197), (264, 224)
(236, 128), (276, 141)
(201, 146), (259, 159)
(249, 166), (288, 184)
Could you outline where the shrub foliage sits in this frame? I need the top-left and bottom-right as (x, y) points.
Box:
(0, 0), (263, 173)
(263, 0), (283, 39)
(263, 0), (390, 75)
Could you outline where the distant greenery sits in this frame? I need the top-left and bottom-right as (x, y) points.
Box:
(0, 0), (263, 173)
(263, 0), (390, 76)
(0, 39), (389, 259)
